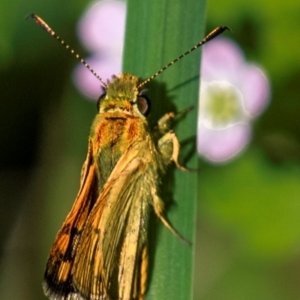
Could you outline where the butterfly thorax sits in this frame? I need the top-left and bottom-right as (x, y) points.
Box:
(90, 74), (153, 190)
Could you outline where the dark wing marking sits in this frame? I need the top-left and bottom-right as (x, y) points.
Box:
(43, 141), (98, 300)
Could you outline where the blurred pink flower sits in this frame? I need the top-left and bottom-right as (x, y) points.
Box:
(198, 38), (270, 163)
(73, 0), (126, 100)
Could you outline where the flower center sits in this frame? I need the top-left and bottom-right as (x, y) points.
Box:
(200, 80), (244, 129)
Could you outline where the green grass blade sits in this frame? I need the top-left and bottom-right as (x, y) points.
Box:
(123, 1), (207, 299)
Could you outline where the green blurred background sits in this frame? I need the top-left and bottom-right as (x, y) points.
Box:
(0, 0), (300, 299)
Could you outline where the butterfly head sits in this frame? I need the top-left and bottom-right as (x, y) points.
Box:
(97, 73), (150, 117)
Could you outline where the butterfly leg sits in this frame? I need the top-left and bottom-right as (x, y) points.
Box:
(158, 131), (187, 171)
(151, 187), (190, 244)
(157, 106), (193, 133)
(157, 111), (175, 133)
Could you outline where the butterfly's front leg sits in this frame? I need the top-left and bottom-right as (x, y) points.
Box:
(158, 130), (186, 171)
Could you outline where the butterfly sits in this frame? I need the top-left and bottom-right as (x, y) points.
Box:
(29, 13), (228, 300)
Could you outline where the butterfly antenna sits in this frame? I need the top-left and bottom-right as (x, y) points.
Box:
(27, 13), (107, 86)
(137, 26), (229, 89)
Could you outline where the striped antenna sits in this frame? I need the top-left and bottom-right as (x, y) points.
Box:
(137, 26), (229, 89)
(28, 14), (107, 86)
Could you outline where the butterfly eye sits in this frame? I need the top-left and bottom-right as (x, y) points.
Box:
(136, 95), (151, 116)
(97, 93), (106, 111)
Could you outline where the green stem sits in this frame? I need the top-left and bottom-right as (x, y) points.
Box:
(124, 0), (206, 299)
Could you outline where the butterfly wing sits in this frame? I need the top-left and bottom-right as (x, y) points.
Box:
(71, 139), (156, 300)
(43, 141), (99, 299)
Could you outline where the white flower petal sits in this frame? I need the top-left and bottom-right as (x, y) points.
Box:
(240, 65), (270, 117)
(77, 0), (126, 54)
(197, 123), (251, 163)
(201, 38), (245, 84)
